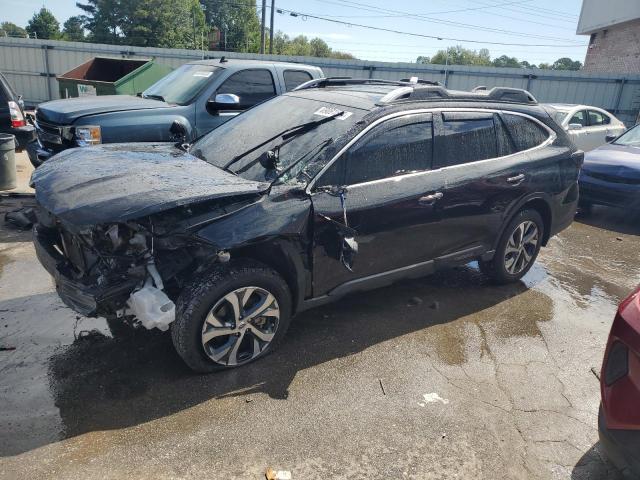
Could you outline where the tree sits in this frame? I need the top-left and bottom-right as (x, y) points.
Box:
(492, 55), (520, 68)
(270, 31), (354, 59)
(77, 0), (127, 44)
(200, 0), (261, 52)
(416, 55), (430, 64)
(551, 57), (582, 71)
(77, 0), (206, 48)
(62, 16), (85, 41)
(26, 7), (60, 39)
(519, 60), (537, 69)
(429, 46), (491, 66)
(0, 22), (27, 38)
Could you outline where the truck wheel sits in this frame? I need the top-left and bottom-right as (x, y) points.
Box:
(479, 209), (544, 284)
(171, 260), (292, 373)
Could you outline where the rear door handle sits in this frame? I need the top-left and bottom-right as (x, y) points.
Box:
(418, 192), (443, 205)
(507, 173), (525, 185)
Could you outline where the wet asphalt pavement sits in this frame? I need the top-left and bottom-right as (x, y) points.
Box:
(0, 200), (639, 480)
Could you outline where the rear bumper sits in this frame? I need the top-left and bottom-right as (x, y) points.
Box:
(33, 226), (138, 316)
(579, 174), (640, 210)
(598, 406), (640, 477)
(8, 125), (36, 151)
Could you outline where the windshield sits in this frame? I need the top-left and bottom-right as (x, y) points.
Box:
(191, 95), (366, 183)
(142, 64), (222, 105)
(613, 124), (639, 147)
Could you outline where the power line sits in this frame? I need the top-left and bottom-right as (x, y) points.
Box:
(310, 0), (582, 42)
(275, 7), (587, 47)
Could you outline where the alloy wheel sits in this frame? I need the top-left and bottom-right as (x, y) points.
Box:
(504, 220), (539, 275)
(201, 286), (280, 366)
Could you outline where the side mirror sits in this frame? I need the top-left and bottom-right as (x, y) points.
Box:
(207, 93), (241, 112)
(169, 120), (188, 143)
(605, 133), (617, 143)
(568, 123), (583, 131)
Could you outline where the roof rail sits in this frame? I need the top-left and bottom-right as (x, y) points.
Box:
(293, 77), (413, 91)
(383, 86), (538, 105)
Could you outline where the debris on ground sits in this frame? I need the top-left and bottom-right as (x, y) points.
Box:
(418, 392), (450, 407)
(616, 237), (623, 241)
(265, 468), (292, 480)
(0, 345), (16, 351)
(4, 207), (36, 230)
(591, 367), (601, 380)
(379, 378), (386, 395)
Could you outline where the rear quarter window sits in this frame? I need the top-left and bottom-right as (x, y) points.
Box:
(499, 113), (550, 153)
(435, 112), (497, 168)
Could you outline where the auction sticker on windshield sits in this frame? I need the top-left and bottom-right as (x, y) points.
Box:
(193, 71), (214, 78)
(314, 106), (353, 120)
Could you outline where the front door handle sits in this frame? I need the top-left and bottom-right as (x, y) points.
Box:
(418, 192), (443, 205)
(507, 173), (525, 185)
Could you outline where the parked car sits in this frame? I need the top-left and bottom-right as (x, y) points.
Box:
(31, 80), (582, 372)
(0, 72), (35, 151)
(599, 286), (640, 478)
(543, 103), (626, 152)
(26, 59), (323, 167)
(579, 123), (640, 212)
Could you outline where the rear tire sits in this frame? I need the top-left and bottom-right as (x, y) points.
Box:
(171, 260), (292, 373)
(479, 209), (544, 284)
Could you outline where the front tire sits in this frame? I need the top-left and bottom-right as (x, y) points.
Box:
(171, 260), (292, 373)
(479, 209), (544, 284)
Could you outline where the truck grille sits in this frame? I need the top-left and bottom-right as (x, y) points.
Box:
(35, 116), (73, 151)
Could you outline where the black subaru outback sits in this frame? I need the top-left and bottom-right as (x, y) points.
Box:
(31, 79), (582, 372)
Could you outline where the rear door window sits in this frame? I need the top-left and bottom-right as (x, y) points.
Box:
(498, 113), (550, 153)
(319, 113), (433, 186)
(217, 69), (276, 108)
(283, 70), (313, 91)
(434, 112), (497, 168)
(588, 110), (609, 126)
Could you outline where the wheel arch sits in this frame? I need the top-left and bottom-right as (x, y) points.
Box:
(499, 194), (553, 248)
(230, 237), (309, 315)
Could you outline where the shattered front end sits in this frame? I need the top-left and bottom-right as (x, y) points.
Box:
(32, 206), (201, 331)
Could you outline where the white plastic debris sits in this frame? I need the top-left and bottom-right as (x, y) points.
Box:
(265, 468), (292, 480)
(418, 392), (450, 407)
(127, 285), (175, 331)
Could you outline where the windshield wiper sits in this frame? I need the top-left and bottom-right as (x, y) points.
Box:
(223, 110), (345, 171)
(143, 93), (165, 102)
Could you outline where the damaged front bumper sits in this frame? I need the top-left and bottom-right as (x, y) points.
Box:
(34, 225), (139, 316)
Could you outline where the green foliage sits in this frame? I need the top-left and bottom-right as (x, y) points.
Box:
(26, 8), (60, 40)
(551, 57), (583, 70)
(77, 0), (206, 48)
(62, 16), (85, 41)
(0, 22), (27, 38)
(271, 32), (355, 59)
(201, 0), (260, 52)
(417, 45), (581, 71)
(492, 55), (520, 68)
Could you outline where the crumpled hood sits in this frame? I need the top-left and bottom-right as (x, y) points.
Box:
(582, 143), (640, 180)
(31, 143), (269, 226)
(36, 95), (171, 124)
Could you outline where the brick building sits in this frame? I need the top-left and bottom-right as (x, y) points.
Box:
(577, 0), (640, 74)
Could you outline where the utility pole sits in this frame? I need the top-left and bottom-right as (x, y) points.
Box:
(260, 0), (266, 54)
(269, 0), (275, 54)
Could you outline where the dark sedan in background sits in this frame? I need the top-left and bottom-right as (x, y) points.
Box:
(0, 72), (36, 151)
(579, 124), (640, 211)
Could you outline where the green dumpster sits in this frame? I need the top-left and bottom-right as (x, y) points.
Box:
(57, 57), (173, 99)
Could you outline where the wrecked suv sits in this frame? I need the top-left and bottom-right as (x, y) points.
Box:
(31, 79), (582, 372)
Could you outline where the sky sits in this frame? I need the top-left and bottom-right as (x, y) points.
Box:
(1, 0), (589, 65)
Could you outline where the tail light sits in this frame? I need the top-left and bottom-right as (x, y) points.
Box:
(8, 101), (26, 128)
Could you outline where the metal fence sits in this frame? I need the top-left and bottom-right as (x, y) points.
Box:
(2, 36), (640, 125)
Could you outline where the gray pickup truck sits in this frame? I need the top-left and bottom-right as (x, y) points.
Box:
(27, 58), (323, 166)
